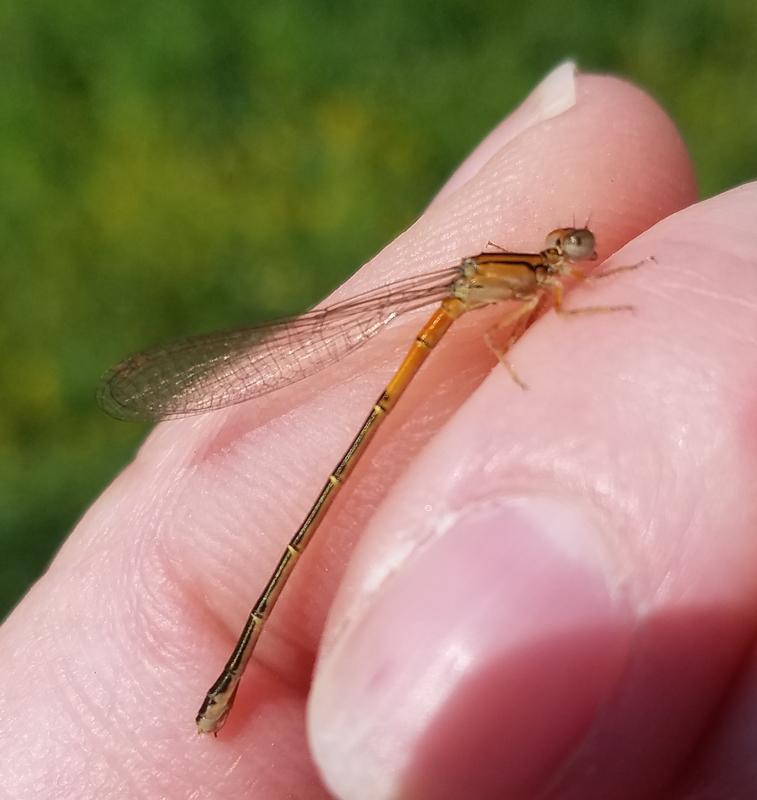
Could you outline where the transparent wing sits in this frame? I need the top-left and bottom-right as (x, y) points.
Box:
(97, 266), (458, 421)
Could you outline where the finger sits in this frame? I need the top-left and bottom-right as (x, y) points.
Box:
(0, 64), (696, 798)
(309, 184), (757, 799)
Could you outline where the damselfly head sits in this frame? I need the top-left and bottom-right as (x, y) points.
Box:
(545, 227), (597, 262)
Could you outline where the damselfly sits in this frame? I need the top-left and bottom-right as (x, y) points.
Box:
(98, 226), (636, 734)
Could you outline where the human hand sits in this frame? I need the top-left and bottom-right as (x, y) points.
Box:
(6, 62), (753, 799)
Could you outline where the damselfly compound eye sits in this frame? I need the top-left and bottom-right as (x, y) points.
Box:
(562, 228), (596, 260)
(544, 227), (596, 261)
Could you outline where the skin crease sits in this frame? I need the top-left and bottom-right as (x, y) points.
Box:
(8, 64), (757, 800)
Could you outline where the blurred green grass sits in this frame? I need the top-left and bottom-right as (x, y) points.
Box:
(2, 1), (757, 618)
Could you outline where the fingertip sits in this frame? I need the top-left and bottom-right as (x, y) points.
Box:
(431, 60), (579, 205)
(424, 63), (696, 268)
(309, 497), (634, 800)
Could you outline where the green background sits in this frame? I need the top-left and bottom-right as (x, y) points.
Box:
(2, 1), (756, 618)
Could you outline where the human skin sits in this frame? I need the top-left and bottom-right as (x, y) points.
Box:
(3, 63), (757, 799)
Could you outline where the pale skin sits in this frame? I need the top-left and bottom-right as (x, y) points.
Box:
(3, 70), (757, 799)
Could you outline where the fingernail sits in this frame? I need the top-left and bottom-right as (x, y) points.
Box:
(430, 61), (577, 205)
(496, 60), (578, 138)
(309, 496), (633, 800)
(525, 60), (578, 123)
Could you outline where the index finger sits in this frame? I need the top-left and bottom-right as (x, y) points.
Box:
(0, 64), (696, 799)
